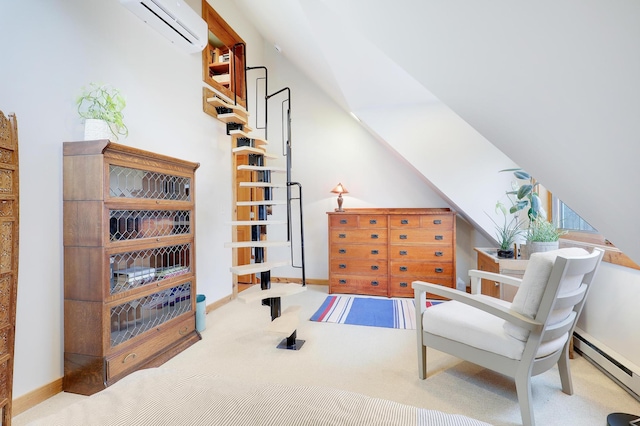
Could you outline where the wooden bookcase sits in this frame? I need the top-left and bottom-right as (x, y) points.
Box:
(328, 208), (456, 298)
(63, 140), (201, 395)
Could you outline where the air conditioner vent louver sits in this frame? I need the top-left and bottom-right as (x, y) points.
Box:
(121, 0), (207, 53)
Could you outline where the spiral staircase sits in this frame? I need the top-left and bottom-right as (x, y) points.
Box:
(203, 67), (307, 350)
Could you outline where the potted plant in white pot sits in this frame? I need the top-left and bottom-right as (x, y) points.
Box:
(525, 216), (567, 257)
(77, 83), (128, 141)
(487, 202), (523, 258)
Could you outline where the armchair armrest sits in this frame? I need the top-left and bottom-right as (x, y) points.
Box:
(412, 280), (541, 332)
(468, 269), (523, 295)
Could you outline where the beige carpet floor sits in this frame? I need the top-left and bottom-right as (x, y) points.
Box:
(14, 284), (640, 425)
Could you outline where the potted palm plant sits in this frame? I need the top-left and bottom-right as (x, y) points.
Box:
(77, 83), (128, 141)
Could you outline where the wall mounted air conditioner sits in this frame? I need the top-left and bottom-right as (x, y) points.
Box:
(121, 0), (207, 53)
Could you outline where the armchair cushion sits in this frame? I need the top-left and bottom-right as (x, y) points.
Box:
(422, 296), (566, 360)
(504, 247), (589, 341)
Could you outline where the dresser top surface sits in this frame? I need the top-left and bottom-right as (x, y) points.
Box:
(327, 208), (454, 216)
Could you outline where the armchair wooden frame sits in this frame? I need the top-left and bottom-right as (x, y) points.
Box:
(413, 248), (604, 426)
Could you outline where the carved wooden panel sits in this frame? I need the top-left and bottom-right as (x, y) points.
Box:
(0, 110), (19, 425)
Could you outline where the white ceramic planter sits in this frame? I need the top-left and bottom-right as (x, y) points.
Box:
(84, 119), (113, 141)
(527, 241), (560, 256)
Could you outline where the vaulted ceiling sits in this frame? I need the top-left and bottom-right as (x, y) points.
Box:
(233, 0), (640, 263)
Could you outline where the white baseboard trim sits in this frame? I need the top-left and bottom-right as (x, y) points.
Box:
(574, 327), (640, 401)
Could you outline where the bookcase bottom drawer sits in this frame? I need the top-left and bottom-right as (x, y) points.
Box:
(106, 315), (196, 381)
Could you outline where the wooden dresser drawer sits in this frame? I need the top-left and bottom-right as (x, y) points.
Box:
(330, 259), (388, 275)
(329, 215), (358, 228)
(390, 276), (454, 297)
(106, 315), (194, 381)
(331, 275), (388, 296)
(389, 245), (453, 261)
(389, 215), (422, 228)
(420, 215), (454, 229)
(330, 244), (387, 259)
(330, 229), (388, 244)
(390, 229), (452, 245)
(389, 261), (454, 278)
(357, 215), (387, 228)
(329, 214), (387, 228)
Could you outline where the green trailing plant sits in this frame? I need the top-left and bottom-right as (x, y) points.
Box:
(77, 83), (128, 139)
(487, 202), (524, 251)
(527, 216), (567, 242)
(500, 168), (544, 221)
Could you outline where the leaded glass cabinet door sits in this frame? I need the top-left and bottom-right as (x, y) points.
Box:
(63, 141), (200, 396)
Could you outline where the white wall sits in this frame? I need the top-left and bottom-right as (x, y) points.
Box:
(256, 41), (483, 283)
(1, 0), (473, 400)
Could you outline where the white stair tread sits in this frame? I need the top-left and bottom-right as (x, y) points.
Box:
(237, 283), (306, 304)
(216, 112), (248, 124)
(230, 260), (290, 275)
(230, 220), (287, 226)
(237, 165), (286, 172)
(236, 200), (286, 206)
(232, 146), (277, 159)
(267, 306), (301, 336)
(229, 129), (268, 145)
(224, 241), (291, 248)
(205, 96), (248, 114)
(239, 182), (287, 188)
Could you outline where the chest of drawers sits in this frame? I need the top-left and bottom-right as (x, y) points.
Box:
(328, 208), (456, 298)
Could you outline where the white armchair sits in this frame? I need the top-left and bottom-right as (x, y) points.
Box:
(413, 247), (604, 426)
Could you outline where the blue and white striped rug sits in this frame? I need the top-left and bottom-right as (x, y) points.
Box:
(309, 295), (442, 330)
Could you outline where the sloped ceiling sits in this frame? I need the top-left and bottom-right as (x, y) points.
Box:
(234, 0), (640, 263)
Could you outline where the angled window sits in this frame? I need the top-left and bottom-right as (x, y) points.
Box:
(552, 197), (597, 233)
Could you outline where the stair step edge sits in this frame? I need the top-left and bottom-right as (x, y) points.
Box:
(236, 200), (286, 206)
(267, 306), (302, 335)
(230, 260), (290, 275)
(224, 241), (291, 248)
(237, 283), (307, 304)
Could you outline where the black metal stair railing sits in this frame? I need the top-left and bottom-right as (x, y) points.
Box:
(246, 65), (307, 288)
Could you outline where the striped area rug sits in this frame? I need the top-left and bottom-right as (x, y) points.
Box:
(310, 295), (442, 330)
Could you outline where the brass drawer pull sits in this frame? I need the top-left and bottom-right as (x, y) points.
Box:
(340, 219), (347, 224)
(371, 249), (379, 255)
(433, 219), (442, 224)
(339, 248), (347, 254)
(399, 250), (407, 256)
(399, 266), (408, 272)
(339, 279), (347, 284)
(369, 219), (377, 224)
(371, 281), (379, 286)
(435, 267), (444, 273)
(339, 264), (346, 269)
(122, 353), (137, 363)
(179, 326), (188, 335)
(371, 234), (379, 239)
(435, 235), (443, 240)
(401, 219), (408, 225)
(339, 233), (346, 238)
(399, 234), (407, 239)
(371, 265), (379, 270)
(435, 251), (444, 256)
(400, 282), (408, 288)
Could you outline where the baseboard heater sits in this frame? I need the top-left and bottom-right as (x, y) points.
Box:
(574, 328), (640, 401)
